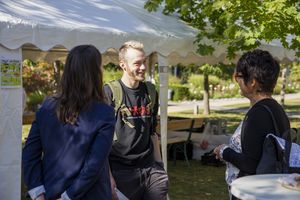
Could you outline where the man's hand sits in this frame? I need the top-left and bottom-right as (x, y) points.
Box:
(35, 194), (45, 200)
(151, 132), (162, 162)
(110, 170), (119, 200)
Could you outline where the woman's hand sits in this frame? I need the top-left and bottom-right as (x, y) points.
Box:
(213, 144), (226, 160)
(35, 194), (45, 200)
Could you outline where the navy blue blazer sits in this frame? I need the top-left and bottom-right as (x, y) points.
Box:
(22, 98), (115, 200)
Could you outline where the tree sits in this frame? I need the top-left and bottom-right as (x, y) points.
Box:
(145, 0), (300, 58)
(199, 63), (222, 115)
(280, 65), (289, 106)
(145, 0), (299, 113)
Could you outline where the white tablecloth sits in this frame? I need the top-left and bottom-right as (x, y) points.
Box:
(231, 174), (300, 200)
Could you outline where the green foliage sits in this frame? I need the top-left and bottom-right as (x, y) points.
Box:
(169, 84), (190, 101)
(209, 75), (220, 86)
(212, 82), (242, 99)
(22, 60), (124, 112)
(274, 65), (300, 94)
(290, 62), (300, 82)
(199, 63), (233, 79)
(26, 91), (45, 112)
(168, 75), (182, 85)
(103, 69), (123, 83)
(103, 62), (120, 71)
(145, 0), (300, 58)
(188, 74), (204, 89)
(22, 59), (56, 95)
(217, 63), (235, 80)
(188, 74), (204, 100)
(23, 59), (57, 112)
(171, 63), (201, 83)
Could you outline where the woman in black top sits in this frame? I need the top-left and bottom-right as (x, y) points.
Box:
(214, 49), (290, 199)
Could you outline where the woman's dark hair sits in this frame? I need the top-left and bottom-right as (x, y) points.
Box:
(57, 45), (104, 124)
(236, 49), (280, 94)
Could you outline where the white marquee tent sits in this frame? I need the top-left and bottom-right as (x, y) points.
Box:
(0, 0), (298, 199)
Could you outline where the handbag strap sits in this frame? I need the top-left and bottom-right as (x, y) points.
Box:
(261, 104), (290, 140)
(261, 104), (280, 137)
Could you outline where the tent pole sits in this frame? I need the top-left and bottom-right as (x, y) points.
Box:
(158, 65), (169, 171)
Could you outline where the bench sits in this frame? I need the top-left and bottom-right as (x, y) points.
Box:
(157, 117), (204, 166)
(23, 113), (35, 125)
(157, 118), (204, 143)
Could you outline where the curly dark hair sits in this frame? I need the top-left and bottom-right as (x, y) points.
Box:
(56, 45), (104, 124)
(236, 49), (280, 94)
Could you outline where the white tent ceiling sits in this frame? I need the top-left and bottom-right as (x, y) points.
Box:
(0, 0), (198, 58)
(1, 0), (298, 64)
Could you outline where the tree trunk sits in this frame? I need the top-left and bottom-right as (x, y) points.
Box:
(203, 74), (210, 115)
(280, 66), (289, 106)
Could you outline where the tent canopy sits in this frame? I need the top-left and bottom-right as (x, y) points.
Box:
(0, 0), (198, 57)
(1, 0), (298, 64)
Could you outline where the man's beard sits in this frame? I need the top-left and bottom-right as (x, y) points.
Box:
(127, 68), (145, 81)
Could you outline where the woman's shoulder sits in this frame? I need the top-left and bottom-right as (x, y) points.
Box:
(251, 98), (280, 111)
(247, 98), (288, 124)
(246, 99), (276, 118)
(80, 101), (115, 126)
(38, 96), (57, 111)
(93, 101), (114, 110)
(88, 101), (115, 116)
(253, 98), (284, 113)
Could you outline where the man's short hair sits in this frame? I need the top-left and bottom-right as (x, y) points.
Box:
(119, 40), (144, 61)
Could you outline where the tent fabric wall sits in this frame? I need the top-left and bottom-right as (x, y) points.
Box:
(0, 46), (22, 200)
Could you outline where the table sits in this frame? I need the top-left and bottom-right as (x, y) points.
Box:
(231, 174), (300, 200)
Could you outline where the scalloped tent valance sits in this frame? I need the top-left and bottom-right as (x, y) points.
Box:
(0, 0), (198, 58)
(1, 0), (298, 64)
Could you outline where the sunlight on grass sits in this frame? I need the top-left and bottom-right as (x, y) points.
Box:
(168, 98), (300, 131)
(22, 125), (31, 142)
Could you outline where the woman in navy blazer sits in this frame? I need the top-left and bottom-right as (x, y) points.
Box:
(22, 45), (115, 200)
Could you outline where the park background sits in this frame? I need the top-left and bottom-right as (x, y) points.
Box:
(0, 0), (299, 199)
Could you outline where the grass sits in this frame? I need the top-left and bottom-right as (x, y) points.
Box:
(169, 109), (245, 134)
(169, 98), (300, 131)
(168, 160), (228, 200)
(21, 98), (300, 200)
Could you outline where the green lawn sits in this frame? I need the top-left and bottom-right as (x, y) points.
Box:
(168, 160), (228, 200)
(21, 98), (299, 200)
(169, 98), (300, 132)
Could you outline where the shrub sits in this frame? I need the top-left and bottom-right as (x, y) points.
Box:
(23, 60), (57, 112)
(188, 74), (203, 90)
(26, 91), (46, 112)
(169, 84), (190, 101)
(169, 75), (181, 85)
(103, 70), (122, 83)
(103, 62), (119, 71)
(23, 60), (56, 95)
